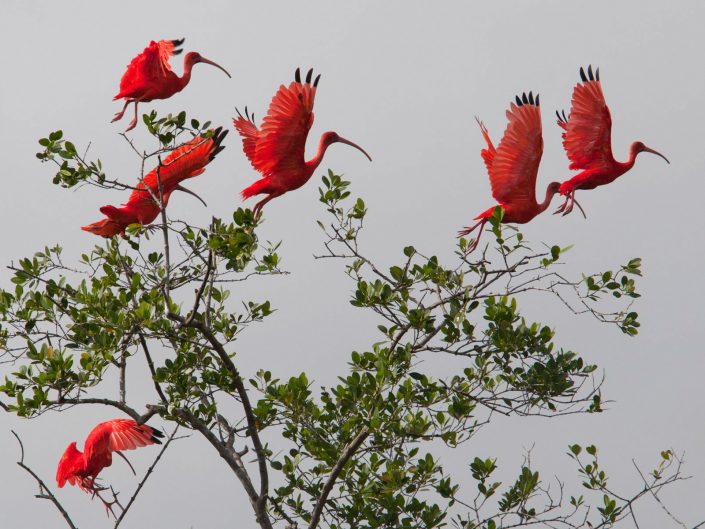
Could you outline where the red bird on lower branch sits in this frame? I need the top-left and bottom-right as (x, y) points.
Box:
(82, 128), (227, 237)
(554, 65), (669, 215)
(459, 92), (561, 253)
(234, 68), (372, 215)
(56, 419), (163, 514)
(112, 38), (231, 131)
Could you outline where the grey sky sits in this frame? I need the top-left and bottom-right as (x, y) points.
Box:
(1, 1), (703, 527)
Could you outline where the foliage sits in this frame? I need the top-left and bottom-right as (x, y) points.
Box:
(0, 114), (691, 529)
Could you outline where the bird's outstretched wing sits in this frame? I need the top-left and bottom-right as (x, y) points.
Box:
(488, 92), (543, 206)
(557, 65), (613, 170)
(130, 127), (228, 201)
(81, 218), (126, 238)
(83, 419), (163, 461)
(114, 39), (184, 100)
(251, 68), (319, 179)
(56, 443), (83, 488)
(233, 107), (260, 169)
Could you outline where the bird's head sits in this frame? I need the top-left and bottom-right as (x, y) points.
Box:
(185, 52), (232, 78)
(631, 141), (670, 164)
(322, 131), (372, 161)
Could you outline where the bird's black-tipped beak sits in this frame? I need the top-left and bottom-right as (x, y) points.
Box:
(175, 184), (208, 207)
(198, 56), (232, 78)
(336, 136), (372, 162)
(642, 146), (670, 164)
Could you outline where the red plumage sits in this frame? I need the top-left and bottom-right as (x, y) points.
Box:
(112, 39), (231, 132)
(554, 65), (669, 215)
(234, 68), (371, 215)
(82, 129), (228, 237)
(459, 92), (561, 253)
(56, 418), (163, 513)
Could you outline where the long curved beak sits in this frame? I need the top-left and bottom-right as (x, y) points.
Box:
(643, 146), (670, 164)
(198, 56), (232, 78)
(337, 136), (372, 162)
(175, 184), (208, 207)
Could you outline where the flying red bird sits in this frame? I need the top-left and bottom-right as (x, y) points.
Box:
(233, 68), (372, 215)
(56, 419), (163, 512)
(82, 128), (227, 237)
(459, 92), (561, 253)
(554, 65), (670, 215)
(112, 38), (231, 131)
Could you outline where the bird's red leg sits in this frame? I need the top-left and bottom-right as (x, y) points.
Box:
(111, 99), (131, 123)
(554, 192), (574, 215)
(252, 192), (282, 217)
(458, 218), (487, 254)
(125, 102), (140, 132)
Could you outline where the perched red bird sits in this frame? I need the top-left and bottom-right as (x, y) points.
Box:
(234, 68), (372, 215)
(56, 419), (163, 511)
(112, 38), (231, 131)
(82, 128), (227, 237)
(554, 65), (670, 215)
(459, 92), (561, 253)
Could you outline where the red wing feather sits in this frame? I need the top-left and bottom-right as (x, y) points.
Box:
(488, 101), (543, 205)
(129, 128), (226, 202)
(561, 71), (613, 170)
(252, 77), (317, 178)
(115, 40), (179, 100)
(233, 111), (260, 169)
(81, 218), (126, 238)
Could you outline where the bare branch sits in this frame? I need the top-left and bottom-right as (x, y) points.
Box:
(12, 430), (78, 529)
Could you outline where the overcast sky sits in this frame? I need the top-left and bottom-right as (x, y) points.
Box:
(1, 1), (703, 528)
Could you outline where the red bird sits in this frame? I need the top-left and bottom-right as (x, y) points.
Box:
(112, 38), (231, 131)
(56, 419), (163, 511)
(459, 92), (561, 253)
(554, 65), (670, 215)
(82, 128), (227, 237)
(234, 68), (372, 215)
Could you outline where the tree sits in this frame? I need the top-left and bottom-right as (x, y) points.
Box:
(0, 112), (694, 528)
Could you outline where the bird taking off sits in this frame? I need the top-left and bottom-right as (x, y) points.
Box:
(459, 92), (562, 254)
(82, 128), (228, 237)
(554, 65), (669, 215)
(112, 39), (231, 131)
(56, 418), (163, 515)
(234, 68), (372, 216)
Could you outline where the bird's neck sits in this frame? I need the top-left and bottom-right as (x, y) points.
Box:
(305, 136), (332, 174)
(537, 186), (558, 213)
(177, 59), (195, 91)
(616, 145), (639, 175)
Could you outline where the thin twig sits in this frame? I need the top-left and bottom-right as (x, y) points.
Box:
(308, 426), (370, 529)
(114, 425), (180, 528)
(12, 430), (78, 529)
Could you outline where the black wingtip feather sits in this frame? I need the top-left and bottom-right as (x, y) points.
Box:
(536, 93), (540, 106)
(295, 68), (301, 83)
(171, 38), (185, 47)
(305, 68), (313, 84)
(580, 66), (587, 82)
(596, 67), (600, 81)
(588, 65), (594, 81)
(515, 95), (522, 106)
(313, 74), (321, 87)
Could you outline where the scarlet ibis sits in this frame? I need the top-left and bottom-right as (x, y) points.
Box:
(82, 128), (227, 237)
(458, 92), (561, 253)
(233, 68), (372, 215)
(56, 419), (163, 512)
(554, 65), (670, 215)
(112, 39), (231, 131)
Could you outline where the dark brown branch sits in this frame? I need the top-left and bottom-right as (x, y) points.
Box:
(138, 334), (167, 403)
(176, 409), (273, 529)
(50, 397), (162, 424)
(12, 430), (78, 529)
(167, 311), (271, 514)
(308, 426), (370, 529)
